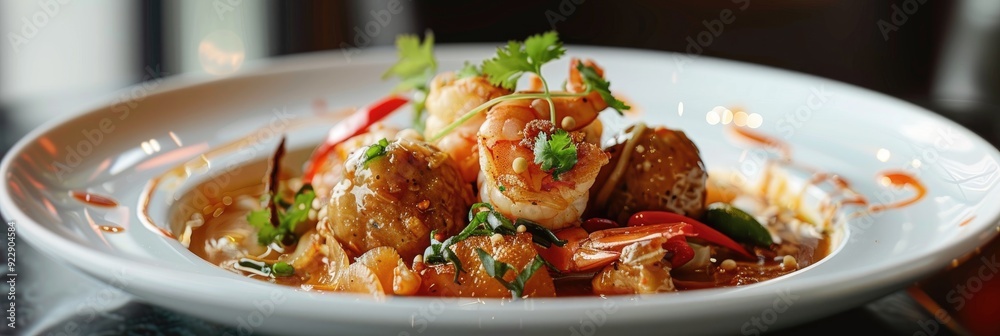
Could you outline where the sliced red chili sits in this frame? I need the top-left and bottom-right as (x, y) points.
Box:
(663, 235), (694, 268)
(581, 217), (620, 233)
(628, 211), (755, 259)
(303, 95), (409, 183)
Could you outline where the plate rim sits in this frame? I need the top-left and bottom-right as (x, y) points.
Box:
(4, 44), (1000, 326)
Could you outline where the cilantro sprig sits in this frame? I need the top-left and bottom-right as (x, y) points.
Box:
(475, 249), (546, 299)
(422, 202), (565, 284)
(428, 31), (631, 143)
(533, 129), (577, 180)
(383, 32), (437, 132)
(482, 31), (565, 124)
(247, 185), (317, 247)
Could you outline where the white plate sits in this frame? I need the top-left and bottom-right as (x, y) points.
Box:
(4, 45), (1000, 336)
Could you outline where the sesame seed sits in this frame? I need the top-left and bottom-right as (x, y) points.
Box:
(721, 259), (736, 271)
(782, 255), (798, 269)
(635, 145), (645, 153)
(561, 116), (577, 130)
(513, 157), (528, 174)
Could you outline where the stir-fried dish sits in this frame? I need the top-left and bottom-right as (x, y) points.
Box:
(177, 32), (835, 299)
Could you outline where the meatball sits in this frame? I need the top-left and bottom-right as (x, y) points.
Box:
(588, 123), (707, 224)
(325, 138), (475, 262)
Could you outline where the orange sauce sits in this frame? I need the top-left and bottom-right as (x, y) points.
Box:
(868, 170), (927, 212)
(70, 191), (119, 207)
(99, 225), (125, 233)
(727, 125), (792, 161)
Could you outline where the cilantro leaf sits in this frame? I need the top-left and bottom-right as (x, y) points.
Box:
(533, 129), (578, 180)
(383, 31), (437, 132)
(382, 32), (436, 90)
(524, 31), (565, 68)
(247, 208), (280, 246)
(481, 31), (565, 90)
(575, 63), (631, 115)
(456, 61), (482, 79)
(246, 185), (318, 247)
(475, 249), (546, 299)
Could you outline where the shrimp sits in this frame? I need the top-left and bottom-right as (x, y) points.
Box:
(476, 59), (615, 230)
(424, 72), (512, 183)
(535, 223), (694, 295)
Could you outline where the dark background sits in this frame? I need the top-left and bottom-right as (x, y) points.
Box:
(3, 0), (998, 335)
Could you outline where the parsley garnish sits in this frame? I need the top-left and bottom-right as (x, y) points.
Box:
(428, 31), (629, 142)
(475, 249), (546, 299)
(247, 185), (317, 246)
(576, 62), (630, 115)
(362, 138), (390, 167)
(455, 61), (482, 79)
(422, 202), (564, 284)
(383, 32), (436, 132)
(533, 129), (577, 180)
(482, 31), (565, 124)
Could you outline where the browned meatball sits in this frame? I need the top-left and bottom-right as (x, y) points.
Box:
(588, 123), (708, 224)
(325, 138), (475, 262)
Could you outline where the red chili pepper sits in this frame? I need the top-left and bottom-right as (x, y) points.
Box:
(664, 235), (694, 268)
(581, 217), (620, 233)
(302, 95), (409, 183)
(628, 211), (754, 259)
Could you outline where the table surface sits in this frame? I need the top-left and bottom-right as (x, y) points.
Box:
(3, 88), (991, 336)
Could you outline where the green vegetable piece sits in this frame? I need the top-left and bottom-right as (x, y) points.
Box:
(703, 202), (774, 248)
(272, 262), (295, 277)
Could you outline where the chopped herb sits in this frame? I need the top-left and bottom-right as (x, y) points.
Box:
(455, 61), (482, 79)
(422, 202), (564, 283)
(481, 31), (565, 90)
(272, 261), (295, 277)
(362, 138), (390, 167)
(575, 63), (630, 115)
(247, 185), (318, 247)
(498, 184), (506, 192)
(236, 258), (296, 278)
(430, 32), (627, 141)
(514, 218), (567, 248)
(383, 31), (437, 132)
(475, 249), (546, 299)
(481, 31), (565, 124)
(533, 129), (578, 180)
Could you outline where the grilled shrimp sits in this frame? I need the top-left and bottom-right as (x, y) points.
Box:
(476, 59), (615, 230)
(424, 72), (512, 183)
